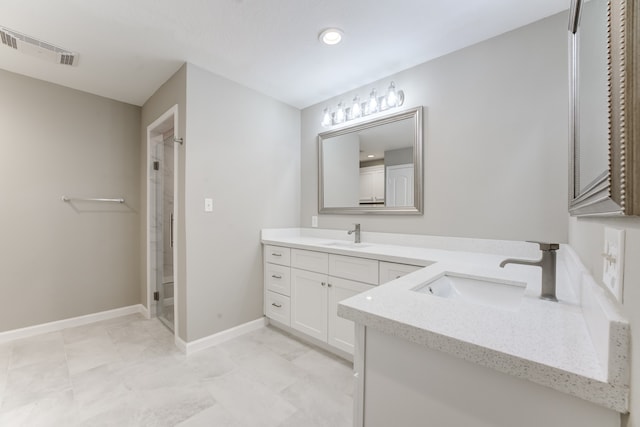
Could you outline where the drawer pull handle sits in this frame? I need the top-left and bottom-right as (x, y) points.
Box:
(271, 302), (282, 308)
(271, 253), (282, 257)
(396, 275), (402, 279)
(271, 274), (282, 279)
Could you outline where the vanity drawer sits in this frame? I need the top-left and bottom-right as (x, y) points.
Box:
(265, 291), (290, 326)
(265, 245), (291, 266)
(379, 262), (423, 285)
(265, 263), (291, 296)
(291, 249), (329, 274)
(329, 254), (378, 285)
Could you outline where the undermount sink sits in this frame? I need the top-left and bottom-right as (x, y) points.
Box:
(413, 273), (526, 311)
(323, 241), (373, 249)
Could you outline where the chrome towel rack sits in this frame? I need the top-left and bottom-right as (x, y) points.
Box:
(62, 196), (125, 204)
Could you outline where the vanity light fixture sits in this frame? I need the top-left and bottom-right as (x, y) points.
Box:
(321, 81), (405, 127)
(319, 28), (343, 45)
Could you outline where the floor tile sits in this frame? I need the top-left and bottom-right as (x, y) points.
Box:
(177, 403), (248, 427)
(204, 369), (298, 427)
(9, 332), (66, 370)
(2, 359), (71, 411)
(65, 332), (120, 375)
(0, 315), (353, 426)
(292, 348), (354, 397)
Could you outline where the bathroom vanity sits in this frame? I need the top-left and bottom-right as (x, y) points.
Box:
(261, 228), (629, 427)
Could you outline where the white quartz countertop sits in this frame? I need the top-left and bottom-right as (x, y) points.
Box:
(262, 228), (629, 413)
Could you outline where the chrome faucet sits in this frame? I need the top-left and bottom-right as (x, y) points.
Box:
(499, 242), (560, 302)
(347, 224), (361, 244)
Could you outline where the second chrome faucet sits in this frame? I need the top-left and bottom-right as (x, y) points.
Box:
(500, 242), (559, 302)
(348, 224), (361, 244)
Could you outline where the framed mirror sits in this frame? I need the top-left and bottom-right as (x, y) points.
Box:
(318, 106), (423, 214)
(569, 0), (639, 216)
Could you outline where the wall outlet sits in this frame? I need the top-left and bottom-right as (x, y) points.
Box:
(602, 227), (625, 302)
(204, 198), (213, 212)
(311, 215), (318, 228)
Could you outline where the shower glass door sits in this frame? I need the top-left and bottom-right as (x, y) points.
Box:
(155, 132), (175, 331)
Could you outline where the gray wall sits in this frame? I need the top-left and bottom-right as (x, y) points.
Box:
(569, 217), (640, 426)
(183, 64), (300, 341)
(384, 147), (413, 167)
(301, 12), (569, 243)
(140, 64), (188, 339)
(0, 69), (141, 332)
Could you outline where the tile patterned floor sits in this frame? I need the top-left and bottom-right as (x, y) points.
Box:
(0, 315), (354, 426)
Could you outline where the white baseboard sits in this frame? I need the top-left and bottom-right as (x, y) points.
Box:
(182, 317), (267, 355)
(0, 304), (146, 344)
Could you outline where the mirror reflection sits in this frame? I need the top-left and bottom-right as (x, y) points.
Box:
(576, 0), (609, 194)
(319, 107), (423, 214)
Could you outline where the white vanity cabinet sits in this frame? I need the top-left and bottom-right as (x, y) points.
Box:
(265, 245), (378, 356)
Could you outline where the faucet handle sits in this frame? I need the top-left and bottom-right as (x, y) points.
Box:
(526, 241), (560, 251)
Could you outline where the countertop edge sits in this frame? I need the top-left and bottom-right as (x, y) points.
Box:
(338, 303), (629, 413)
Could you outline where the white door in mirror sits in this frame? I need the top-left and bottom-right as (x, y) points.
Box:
(603, 227), (625, 302)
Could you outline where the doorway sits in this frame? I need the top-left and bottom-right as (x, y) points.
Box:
(146, 105), (180, 333)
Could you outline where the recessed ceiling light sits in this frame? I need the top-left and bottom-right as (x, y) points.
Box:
(367, 154), (375, 158)
(319, 28), (343, 45)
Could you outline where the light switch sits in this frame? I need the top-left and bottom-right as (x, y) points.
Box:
(602, 227), (625, 302)
(204, 198), (213, 212)
(311, 216), (318, 228)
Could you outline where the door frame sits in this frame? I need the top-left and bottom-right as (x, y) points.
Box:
(146, 104), (180, 336)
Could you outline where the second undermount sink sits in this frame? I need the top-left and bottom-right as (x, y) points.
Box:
(323, 241), (373, 249)
(412, 273), (526, 311)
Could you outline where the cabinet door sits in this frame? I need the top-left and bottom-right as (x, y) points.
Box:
(290, 268), (328, 342)
(378, 261), (422, 285)
(359, 171), (373, 202)
(372, 168), (385, 202)
(328, 277), (373, 354)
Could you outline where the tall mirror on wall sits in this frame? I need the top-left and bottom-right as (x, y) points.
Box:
(318, 106), (423, 214)
(569, 0), (639, 215)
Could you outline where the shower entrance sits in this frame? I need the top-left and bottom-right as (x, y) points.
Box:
(146, 105), (180, 333)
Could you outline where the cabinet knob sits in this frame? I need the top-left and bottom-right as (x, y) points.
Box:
(321, 282), (326, 287)
(327, 283), (332, 287)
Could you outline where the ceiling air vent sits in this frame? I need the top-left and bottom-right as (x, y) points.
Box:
(0, 26), (79, 67)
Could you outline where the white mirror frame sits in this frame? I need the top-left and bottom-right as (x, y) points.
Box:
(569, 0), (639, 216)
(318, 106), (423, 215)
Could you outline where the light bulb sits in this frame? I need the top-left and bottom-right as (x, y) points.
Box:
(387, 81), (397, 108)
(350, 96), (361, 120)
(368, 89), (378, 114)
(335, 102), (345, 124)
(319, 28), (344, 45)
(321, 108), (332, 127)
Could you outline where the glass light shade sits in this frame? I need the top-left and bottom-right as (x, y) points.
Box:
(368, 89), (378, 114)
(321, 108), (332, 127)
(387, 81), (398, 107)
(335, 102), (345, 124)
(350, 96), (361, 119)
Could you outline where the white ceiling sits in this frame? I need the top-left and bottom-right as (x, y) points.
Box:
(0, 0), (568, 109)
